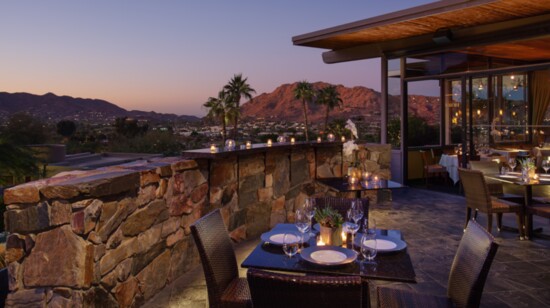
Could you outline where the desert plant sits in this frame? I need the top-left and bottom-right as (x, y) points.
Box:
(224, 74), (255, 140)
(293, 81), (314, 141)
(314, 206), (343, 229)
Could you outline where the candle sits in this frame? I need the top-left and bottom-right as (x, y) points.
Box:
(290, 137), (296, 144)
(210, 144), (217, 153)
(362, 171), (370, 180)
(327, 133), (335, 142)
(348, 176), (358, 185)
(317, 137), (322, 143)
(341, 230), (347, 242)
(341, 136), (346, 142)
(317, 238), (325, 246)
(246, 141), (252, 149)
(267, 139), (272, 147)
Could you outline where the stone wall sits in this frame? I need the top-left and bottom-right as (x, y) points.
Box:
(3, 144), (344, 307)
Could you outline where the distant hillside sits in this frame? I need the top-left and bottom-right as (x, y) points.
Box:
(240, 82), (440, 125)
(0, 92), (200, 123)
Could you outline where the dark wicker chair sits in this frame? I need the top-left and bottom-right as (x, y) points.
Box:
(458, 168), (524, 239)
(190, 209), (251, 308)
(525, 203), (550, 238)
(313, 196), (369, 225)
(247, 268), (369, 308)
(420, 150), (449, 186)
(377, 220), (499, 308)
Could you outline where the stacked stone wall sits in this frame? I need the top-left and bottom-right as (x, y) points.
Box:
(3, 143), (389, 306)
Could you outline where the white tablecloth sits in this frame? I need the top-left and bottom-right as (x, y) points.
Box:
(439, 154), (459, 184)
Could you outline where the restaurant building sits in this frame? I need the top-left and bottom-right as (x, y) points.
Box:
(293, 0), (550, 183)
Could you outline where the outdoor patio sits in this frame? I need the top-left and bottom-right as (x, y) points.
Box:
(144, 187), (550, 308)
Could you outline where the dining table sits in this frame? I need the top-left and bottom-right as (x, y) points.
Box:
(439, 154), (460, 184)
(485, 172), (550, 239)
(315, 177), (405, 199)
(241, 223), (416, 283)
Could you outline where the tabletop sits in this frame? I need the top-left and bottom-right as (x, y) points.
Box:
(316, 177), (405, 194)
(241, 223), (416, 283)
(485, 172), (550, 187)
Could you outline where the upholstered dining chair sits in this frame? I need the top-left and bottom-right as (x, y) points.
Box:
(313, 196), (369, 224)
(420, 150), (449, 186)
(190, 209), (251, 308)
(247, 268), (369, 308)
(377, 220), (499, 308)
(458, 168), (524, 239)
(525, 203), (550, 239)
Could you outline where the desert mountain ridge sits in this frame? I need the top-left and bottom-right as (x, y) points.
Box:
(240, 82), (439, 124)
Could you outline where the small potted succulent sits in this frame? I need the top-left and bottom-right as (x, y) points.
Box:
(314, 206), (344, 246)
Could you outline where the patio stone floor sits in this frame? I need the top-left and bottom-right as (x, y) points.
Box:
(144, 187), (550, 308)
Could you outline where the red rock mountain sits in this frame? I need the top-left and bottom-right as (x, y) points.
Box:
(240, 82), (439, 125)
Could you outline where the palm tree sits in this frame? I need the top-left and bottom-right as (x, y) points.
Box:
(204, 90), (233, 142)
(0, 138), (38, 185)
(224, 74), (256, 140)
(317, 85), (343, 133)
(293, 81), (314, 141)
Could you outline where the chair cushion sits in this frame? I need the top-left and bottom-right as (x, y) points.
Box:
(377, 286), (452, 308)
(220, 277), (252, 308)
(490, 197), (522, 212)
(527, 204), (550, 218)
(426, 164), (447, 173)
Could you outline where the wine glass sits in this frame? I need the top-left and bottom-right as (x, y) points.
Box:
(345, 209), (359, 245)
(543, 160), (550, 174)
(508, 158), (517, 171)
(361, 233), (377, 262)
(304, 198), (316, 234)
(351, 199), (364, 224)
(364, 218), (376, 235)
(295, 209), (309, 249)
(283, 232), (300, 258)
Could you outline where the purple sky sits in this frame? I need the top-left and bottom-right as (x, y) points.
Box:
(1, 0), (433, 116)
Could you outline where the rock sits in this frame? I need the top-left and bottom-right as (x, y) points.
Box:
(136, 250), (171, 301)
(71, 199), (94, 211)
(166, 228), (184, 247)
(5, 234), (26, 263)
(257, 187), (273, 202)
(97, 198), (138, 242)
(136, 185), (157, 207)
(4, 182), (40, 204)
(114, 277), (139, 308)
(99, 237), (138, 276)
(87, 232), (102, 245)
(5, 202), (50, 233)
(168, 238), (192, 281)
(171, 160), (198, 172)
(132, 241), (166, 276)
(23, 225), (94, 288)
(229, 225), (247, 242)
(190, 183), (208, 203)
(140, 171), (160, 187)
(106, 229), (124, 250)
(82, 287), (118, 307)
(48, 292), (73, 308)
(136, 223), (162, 256)
(5, 288), (46, 307)
(121, 199), (166, 237)
(8, 261), (21, 291)
(40, 185), (80, 200)
(210, 158), (237, 187)
(239, 155), (265, 177)
(156, 179), (168, 198)
(71, 199), (102, 235)
(169, 195), (190, 216)
(161, 217), (181, 238)
(94, 244), (106, 262)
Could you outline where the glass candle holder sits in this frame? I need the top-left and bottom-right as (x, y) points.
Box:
(225, 139), (235, 151)
(327, 133), (335, 142)
(246, 141), (252, 149)
(290, 137), (296, 144)
(210, 144), (218, 153)
(341, 136), (346, 142)
(267, 139), (273, 147)
(317, 137), (322, 143)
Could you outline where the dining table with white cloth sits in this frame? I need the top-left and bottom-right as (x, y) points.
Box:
(439, 154), (459, 184)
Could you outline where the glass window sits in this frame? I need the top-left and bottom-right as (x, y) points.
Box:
(492, 73), (528, 143)
(388, 59), (401, 148)
(407, 80), (441, 147)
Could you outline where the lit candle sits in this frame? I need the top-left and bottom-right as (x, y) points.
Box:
(341, 230), (347, 242)
(317, 238), (325, 246)
(317, 137), (322, 143)
(362, 171), (370, 180)
(348, 176), (358, 185)
(246, 141), (252, 149)
(290, 137), (296, 144)
(267, 139), (272, 147)
(373, 176), (379, 183)
(327, 133), (335, 142)
(210, 144), (217, 153)
(341, 136), (346, 142)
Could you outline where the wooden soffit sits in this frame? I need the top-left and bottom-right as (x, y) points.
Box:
(293, 0), (550, 63)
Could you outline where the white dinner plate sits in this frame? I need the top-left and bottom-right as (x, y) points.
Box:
(300, 246), (357, 266)
(354, 235), (407, 253)
(260, 230), (308, 246)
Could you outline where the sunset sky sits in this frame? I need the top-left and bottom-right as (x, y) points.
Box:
(1, 0), (432, 116)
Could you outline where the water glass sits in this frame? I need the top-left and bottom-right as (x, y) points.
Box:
(361, 234), (377, 262)
(351, 199), (364, 224)
(543, 160), (550, 174)
(295, 209), (309, 247)
(304, 198), (316, 232)
(508, 158), (517, 171)
(283, 232), (300, 258)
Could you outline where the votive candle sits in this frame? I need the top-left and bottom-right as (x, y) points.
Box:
(246, 141), (252, 149)
(290, 137), (296, 144)
(341, 136), (346, 142)
(362, 171), (370, 180)
(267, 139), (273, 147)
(210, 144), (217, 153)
(317, 137), (322, 143)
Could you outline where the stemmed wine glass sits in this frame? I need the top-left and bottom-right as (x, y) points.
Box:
(508, 158), (517, 172)
(543, 159), (550, 174)
(304, 198), (316, 235)
(283, 232), (300, 258)
(351, 199), (364, 225)
(295, 209), (309, 250)
(361, 233), (377, 263)
(346, 209), (360, 245)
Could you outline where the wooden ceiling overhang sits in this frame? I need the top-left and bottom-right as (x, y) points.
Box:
(292, 0), (550, 64)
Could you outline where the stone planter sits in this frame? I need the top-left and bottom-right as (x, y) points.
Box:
(319, 225), (343, 246)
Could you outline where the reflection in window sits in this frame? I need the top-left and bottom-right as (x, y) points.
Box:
(492, 73), (528, 143)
